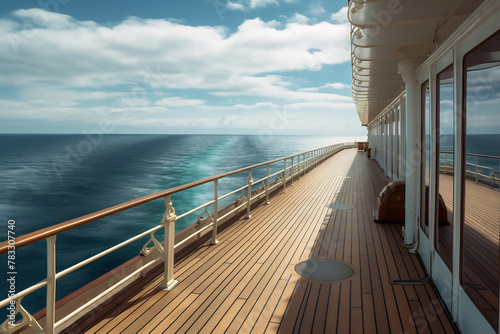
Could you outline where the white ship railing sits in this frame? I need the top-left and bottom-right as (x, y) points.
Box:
(439, 151), (500, 188)
(0, 142), (356, 334)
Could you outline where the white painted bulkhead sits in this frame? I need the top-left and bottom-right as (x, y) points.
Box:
(362, 1), (500, 333)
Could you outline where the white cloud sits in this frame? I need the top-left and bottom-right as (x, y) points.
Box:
(0, 9), (354, 131)
(330, 7), (348, 24)
(225, 0), (278, 11)
(285, 101), (354, 110)
(308, 3), (326, 16)
(155, 97), (205, 107)
(327, 82), (348, 89)
(249, 0), (278, 9)
(286, 13), (309, 24)
(0, 11), (349, 92)
(299, 82), (348, 92)
(226, 1), (245, 11)
(230, 102), (279, 109)
(17, 87), (124, 106)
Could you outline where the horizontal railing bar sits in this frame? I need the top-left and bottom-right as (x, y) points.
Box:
(0, 143), (350, 253)
(440, 151), (500, 160)
(174, 223), (214, 250)
(269, 171), (284, 178)
(250, 189), (267, 201)
(217, 184), (249, 201)
(56, 224), (164, 280)
(268, 182), (281, 192)
(176, 200), (215, 220)
(253, 177), (268, 184)
(0, 280), (48, 308)
(54, 255), (159, 329)
(464, 162), (495, 170)
(218, 201), (248, 222)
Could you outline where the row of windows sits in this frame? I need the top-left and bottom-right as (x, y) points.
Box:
(420, 30), (499, 331)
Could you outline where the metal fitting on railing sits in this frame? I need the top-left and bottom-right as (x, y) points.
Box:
(140, 231), (163, 256)
(0, 296), (42, 334)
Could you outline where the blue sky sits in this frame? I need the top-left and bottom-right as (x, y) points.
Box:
(0, 0), (366, 136)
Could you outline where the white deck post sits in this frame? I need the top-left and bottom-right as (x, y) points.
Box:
(265, 164), (270, 204)
(392, 105), (400, 180)
(45, 236), (56, 334)
(389, 110), (394, 179)
(246, 169), (253, 219)
(210, 180), (219, 245)
(399, 59), (422, 247)
(282, 159), (286, 192)
(160, 195), (178, 290)
(400, 96), (406, 181)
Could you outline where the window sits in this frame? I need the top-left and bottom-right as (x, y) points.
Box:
(421, 81), (430, 235)
(462, 30), (500, 331)
(435, 65), (454, 270)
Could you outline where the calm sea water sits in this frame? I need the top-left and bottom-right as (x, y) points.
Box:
(0, 134), (365, 314)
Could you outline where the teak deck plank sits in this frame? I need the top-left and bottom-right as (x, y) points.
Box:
(60, 149), (456, 333)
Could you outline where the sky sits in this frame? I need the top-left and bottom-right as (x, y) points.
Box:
(0, 0), (366, 136)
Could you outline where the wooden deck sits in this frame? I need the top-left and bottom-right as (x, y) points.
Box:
(63, 149), (455, 334)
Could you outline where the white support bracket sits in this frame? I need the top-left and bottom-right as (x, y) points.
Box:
(0, 297), (42, 334)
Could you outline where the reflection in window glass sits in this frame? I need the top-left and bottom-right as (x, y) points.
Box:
(463, 30), (500, 332)
(421, 81), (430, 234)
(436, 65), (454, 270)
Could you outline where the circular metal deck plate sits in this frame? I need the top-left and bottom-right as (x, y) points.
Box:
(294, 259), (354, 281)
(329, 203), (355, 210)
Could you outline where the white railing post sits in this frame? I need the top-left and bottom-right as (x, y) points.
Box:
(299, 154), (306, 176)
(283, 159), (287, 192)
(45, 236), (56, 334)
(265, 164), (270, 205)
(291, 156), (294, 185)
(246, 170), (253, 219)
(296, 155), (300, 177)
(444, 153), (448, 175)
(210, 180), (219, 245)
(475, 156), (479, 183)
(159, 195), (178, 290)
(305, 153), (308, 171)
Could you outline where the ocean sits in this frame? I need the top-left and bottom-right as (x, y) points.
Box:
(440, 134), (500, 175)
(0, 134), (365, 314)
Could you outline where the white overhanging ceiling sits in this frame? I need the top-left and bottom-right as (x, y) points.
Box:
(348, 0), (484, 126)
